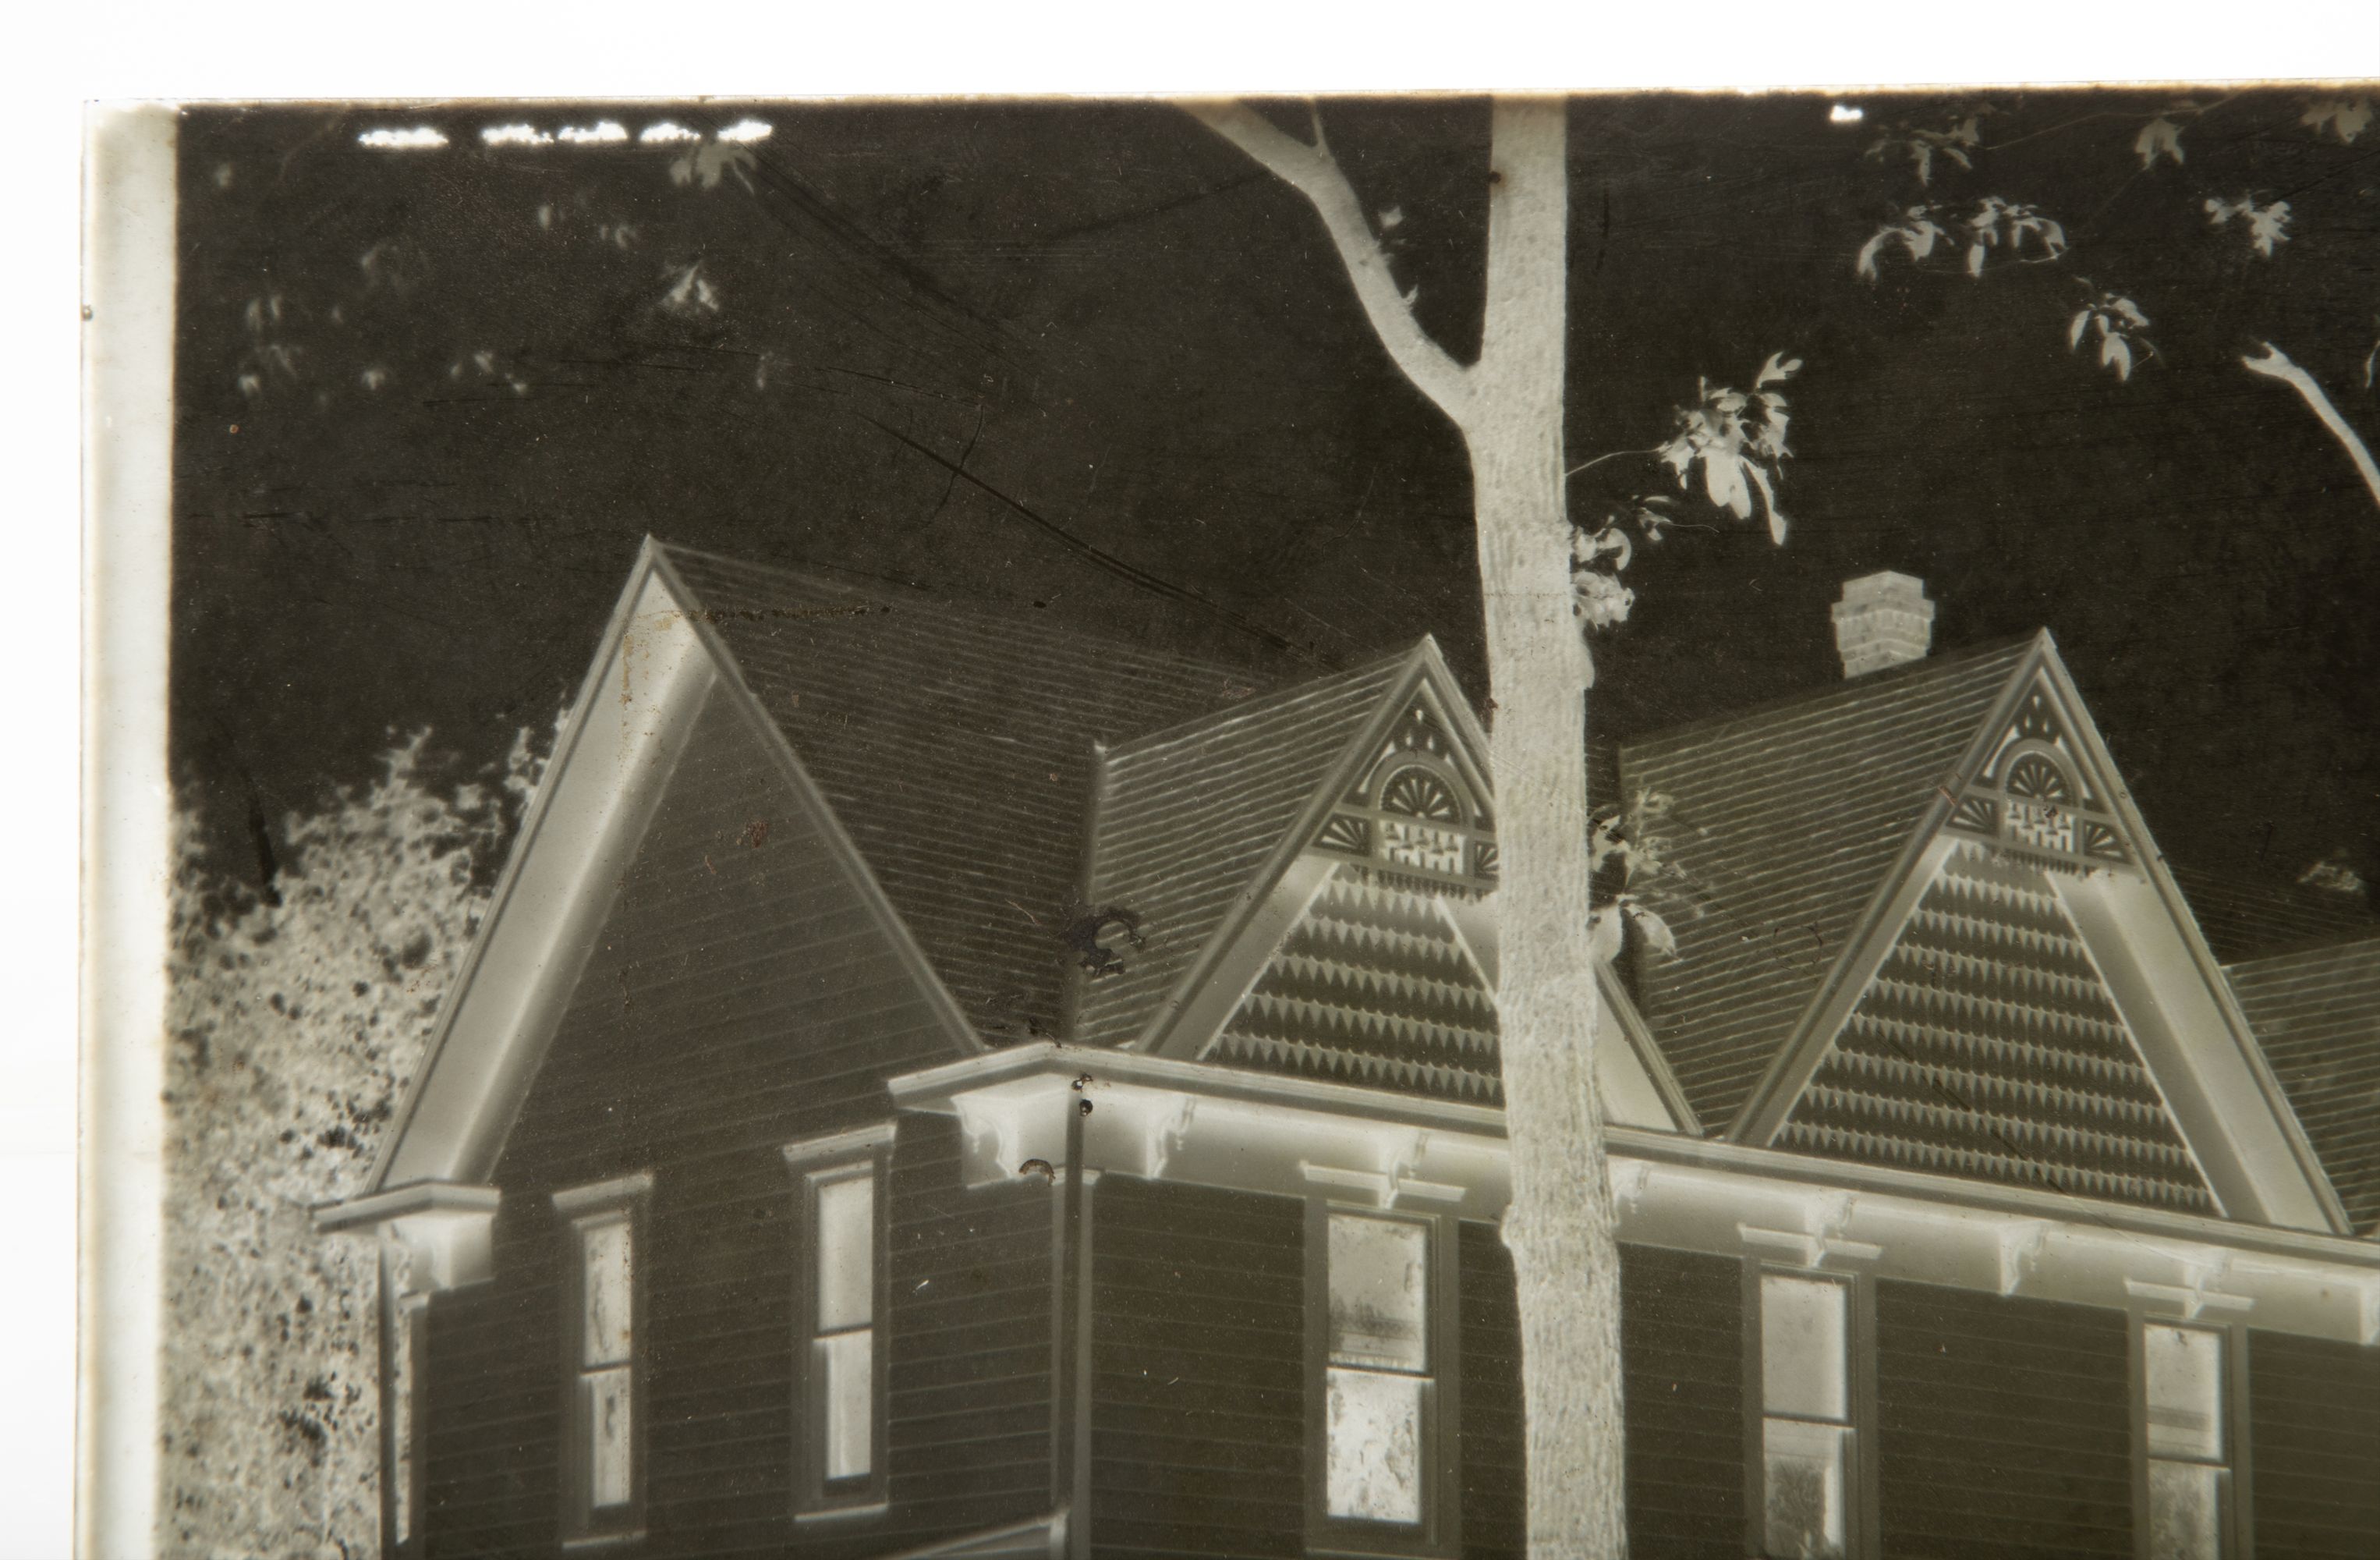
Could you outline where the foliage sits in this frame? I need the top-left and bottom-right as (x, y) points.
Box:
(1568, 353), (1801, 630)
(2068, 287), (2155, 382)
(161, 721), (556, 1560)
(2203, 195), (2292, 259)
(1864, 111), (1985, 187)
(1587, 789), (1688, 967)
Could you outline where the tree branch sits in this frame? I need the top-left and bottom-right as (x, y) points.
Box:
(2243, 342), (2380, 513)
(1185, 100), (1474, 420)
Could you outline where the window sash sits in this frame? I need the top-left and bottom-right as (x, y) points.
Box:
(553, 1179), (649, 1540)
(789, 1143), (889, 1511)
(2134, 1321), (2236, 1560)
(1311, 1206), (1451, 1552)
(1750, 1268), (1866, 1560)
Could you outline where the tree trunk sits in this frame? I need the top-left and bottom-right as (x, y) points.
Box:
(1188, 92), (1630, 1558)
(1466, 101), (1630, 1560)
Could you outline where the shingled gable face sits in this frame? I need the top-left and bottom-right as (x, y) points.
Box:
(323, 550), (2380, 1560)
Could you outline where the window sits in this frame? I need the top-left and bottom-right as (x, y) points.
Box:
(2137, 1321), (2241, 1560)
(553, 1173), (652, 1544)
(1751, 1271), (1868, 1560)
(1309, 1205), (1457, 1555)
(785, 1126), (891, 1516)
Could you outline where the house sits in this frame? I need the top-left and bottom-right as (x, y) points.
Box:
(321, 542), (2380, 1560)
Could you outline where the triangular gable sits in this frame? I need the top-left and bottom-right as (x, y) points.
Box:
(1071, 642), (1454, 1051)
(1768, 838), (2218, 1211)
(362, 541), (983, 1197)
(1733, 634), (2346, 1232)
(1193, 857), (1697, 1130)
(1098, 642), (1693, 1129)
(1618, 636), (2038, 1131)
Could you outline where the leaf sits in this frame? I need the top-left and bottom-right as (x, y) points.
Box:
(1705, 451), (1751, 520)
(1627, 905), (1678, 961)
(2247, 200), (2292, 257)
(2133, 116), (2186, 169)
(2068, 309), (2091, 350)
(2102, 334), (2133, 382)
(2302, 98), (2374, 144)
(1756, 352), (1802, 387)
(1745, 464), (1787, 544)
(1967, 242), (1988, 278)
(1855, 229), (1889, 280)
(669, 141), (757, 192)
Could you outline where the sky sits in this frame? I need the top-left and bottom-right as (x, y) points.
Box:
(169, 89), (2380, 905)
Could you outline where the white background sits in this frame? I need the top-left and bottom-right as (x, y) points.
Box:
(10, 5), (2378, 1555)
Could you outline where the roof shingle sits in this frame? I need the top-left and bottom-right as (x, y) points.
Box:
(1618, 636), (2035, 1133)
(659, 544), (1270, 1041)
(2225, 937), (2380, 1235)
(1072, 648), (1418, 1048)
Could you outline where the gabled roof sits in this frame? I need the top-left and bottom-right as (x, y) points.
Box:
(1070, 644), (1433, 1049)
(660, 545), (1271, 1040)
(1617, 636), (2037, 1131)
(2226, 936), (2380, 1234)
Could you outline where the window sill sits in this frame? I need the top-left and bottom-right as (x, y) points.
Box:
(795, 1500), (890, 1527)
(561, 1528), (645, 1552)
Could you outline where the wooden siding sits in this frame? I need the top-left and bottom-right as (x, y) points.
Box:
(420, 685), (1049, 1558)
(1872, 1281), (2131, 1558)
(1088, 1176), (1305, 1560)
(2248, 1330), (2380, 1558)
(1619, 1244), (1746, 1560)
(1456, 1221), (1523, 1560)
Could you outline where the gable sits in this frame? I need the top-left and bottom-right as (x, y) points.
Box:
(1070, 648), (1428, 1051)
(1196, 860), (1692, 1129)
(489, 677), (969, 1193)
(1206, 866), (1502, 1102)
(1941, 672), (2139, 871)
(1617, 637), (2037, 1132)
(1714, 633), (2345, 1231)
(1771, 838), (2215, 1212)
(661, 544), (1270, 1043)
(2226, 938), (2380, 1234)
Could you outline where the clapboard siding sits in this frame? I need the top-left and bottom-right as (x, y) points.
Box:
(877, 1112), (1056, 1556)
(1458, 1221), (1524, 1560)
(2249, 1330), (2380, 1558)
(1874, 1281), (2131, 1558)
(1089, 1176), (1305, 1560)
(1620, 1243), (1746, 1560)
(422, 686), (1046, 1560)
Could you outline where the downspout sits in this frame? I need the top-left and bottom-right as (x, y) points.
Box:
(1051, 1096), (1096, 1560)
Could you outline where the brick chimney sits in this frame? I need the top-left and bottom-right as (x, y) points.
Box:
(1831, 571), (1935, 678)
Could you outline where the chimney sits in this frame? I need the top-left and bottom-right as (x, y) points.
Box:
(1831, 571), (1935, 678)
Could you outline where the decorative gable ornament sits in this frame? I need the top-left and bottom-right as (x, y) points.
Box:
(1946, 679), (2134, 871)
(1316, 697), (1499, 892)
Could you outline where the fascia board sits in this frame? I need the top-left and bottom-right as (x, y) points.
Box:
(2031, 640), (2350, 1235)
(366, 538), (712, 1193)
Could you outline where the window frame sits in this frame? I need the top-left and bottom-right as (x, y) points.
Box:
(2130, 1314), (2254, 1560)
(1304, 1197), (1463, 1559)
(784, 1124), (894, 1523)
(552, 1171), (654, 1549)
(1742, 1262), (1878, 1560)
